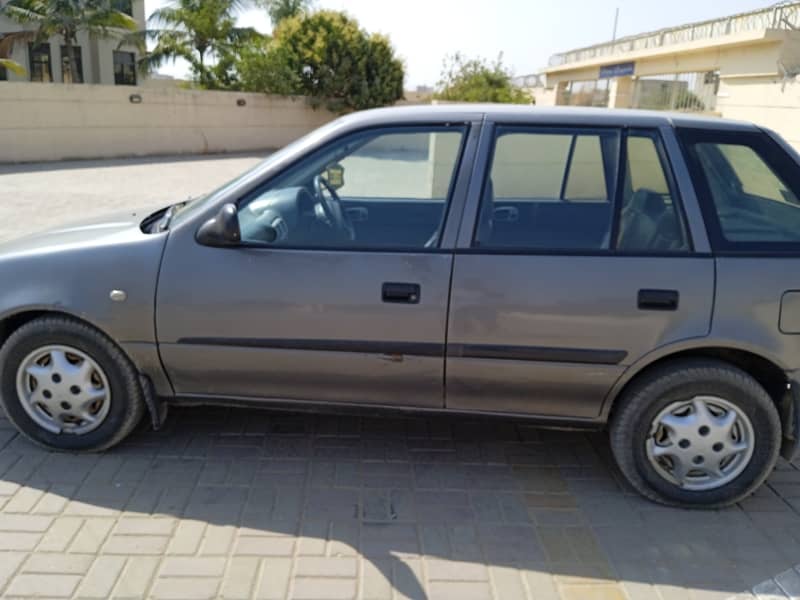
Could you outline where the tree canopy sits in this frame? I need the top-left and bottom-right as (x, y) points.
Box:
(435, 53), (532, 104)
(237, 10), (404, 112)
(257, 0), (313, 25)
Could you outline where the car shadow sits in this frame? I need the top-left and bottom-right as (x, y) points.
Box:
(1, 406), (800, 599)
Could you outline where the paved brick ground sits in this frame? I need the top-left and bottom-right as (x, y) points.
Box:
(2, 155), (800, 599)
(2, 409), (800, 600)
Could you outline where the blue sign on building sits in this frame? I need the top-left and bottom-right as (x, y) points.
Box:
(599, 62), (636, 79)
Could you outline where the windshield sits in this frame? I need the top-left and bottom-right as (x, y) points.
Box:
(169, 117), (347, 227)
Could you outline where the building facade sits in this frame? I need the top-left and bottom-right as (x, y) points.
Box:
(0, 0), (145, 86)
(531, 2), (800, 149)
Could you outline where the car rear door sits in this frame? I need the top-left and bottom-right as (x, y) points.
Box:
(156, 122), (479, 409)
(445, 121), (715, 419)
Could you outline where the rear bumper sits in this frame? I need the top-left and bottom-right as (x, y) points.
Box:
(781, 373), (800, 461)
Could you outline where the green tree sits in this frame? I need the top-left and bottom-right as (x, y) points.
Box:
(435, 53), (532, 104)
(237, 10), (404, 112)
(129, 0), (263, 90)
(257, 0), (313, 25)
(0, 0), (138, 83)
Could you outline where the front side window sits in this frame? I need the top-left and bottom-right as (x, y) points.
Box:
(28, 43), (52, 83)
(237, 126), (466, 249)
(61, 46), (83, 83)
(113, 51), (136, 86)
(679, 129), (800, 249)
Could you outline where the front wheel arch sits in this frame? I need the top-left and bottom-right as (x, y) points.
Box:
(0, 310), (163, 434)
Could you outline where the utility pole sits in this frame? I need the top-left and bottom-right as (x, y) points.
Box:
(612, 7), (620, 41)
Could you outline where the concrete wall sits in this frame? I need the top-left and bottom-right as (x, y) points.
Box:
(0, 82), (337, 163)
(717, 77), (800, 149)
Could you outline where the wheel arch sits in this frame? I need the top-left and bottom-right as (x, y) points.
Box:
(603, 343), (795, 459)
(0, 308), (167, 430)
(604, 345), (788, 421)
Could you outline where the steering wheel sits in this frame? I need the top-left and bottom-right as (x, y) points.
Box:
(313, 175), (355, 241)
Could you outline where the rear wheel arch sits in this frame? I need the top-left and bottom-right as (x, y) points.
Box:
(607, 346), (788, 419)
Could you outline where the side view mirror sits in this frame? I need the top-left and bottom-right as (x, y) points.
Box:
(196, 203), (241, 247)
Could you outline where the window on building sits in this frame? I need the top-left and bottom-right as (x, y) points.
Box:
(61, 46), (84, 84)
(113, 51), (137, 86)
(0, 65), (7, 81)
(112, 0), (133, 16)
(28, 43), (52, 83)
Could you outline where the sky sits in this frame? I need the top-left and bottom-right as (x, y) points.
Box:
(146, 0), (779, 88)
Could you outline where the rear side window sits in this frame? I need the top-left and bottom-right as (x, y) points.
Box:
(476, 127), (620, 251)
(679, 128), (800, 250)
(617, 131), (690, 252)
(475, 126), (689, 253)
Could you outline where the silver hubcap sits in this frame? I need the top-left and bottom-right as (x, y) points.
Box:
(16, 345), (111, 436)
(646, 396), (755, 491)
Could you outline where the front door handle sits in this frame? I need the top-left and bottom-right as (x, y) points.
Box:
(382, 282), (420, 304)
(638, 289), (679, 311)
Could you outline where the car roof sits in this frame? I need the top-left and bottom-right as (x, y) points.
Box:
(335, 103), (758, 132)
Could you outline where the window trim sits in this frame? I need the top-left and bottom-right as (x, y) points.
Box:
(231, 123), (472, 253)
(678, 127), (800, 255)
(470, 124), (695, 256)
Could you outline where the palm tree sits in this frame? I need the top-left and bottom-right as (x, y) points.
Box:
(0, 0), (138, 83)
(128, 0), (263, 90)
(258, 0), (313, 25)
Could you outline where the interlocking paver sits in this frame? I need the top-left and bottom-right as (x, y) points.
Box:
(113, 556), (160, 600)
(74, 556), (127, 600)
(291, 577), (358, 600)
(219, 557), (260, 600)
(5, 573), (82, 598)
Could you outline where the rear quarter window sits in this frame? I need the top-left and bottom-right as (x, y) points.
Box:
(678, 128), (800, 251)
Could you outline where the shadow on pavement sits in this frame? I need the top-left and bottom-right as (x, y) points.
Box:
(1, 405), (800, 599)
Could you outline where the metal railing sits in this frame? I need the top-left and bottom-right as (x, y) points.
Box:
(549, 2), (800, 67)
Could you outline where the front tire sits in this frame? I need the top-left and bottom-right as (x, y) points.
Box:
(610, 359), (781, 508)
(0, 316), (145, 452)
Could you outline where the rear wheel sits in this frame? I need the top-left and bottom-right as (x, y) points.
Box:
(0, 316), (145, 452)
(610, 359), (781, 507)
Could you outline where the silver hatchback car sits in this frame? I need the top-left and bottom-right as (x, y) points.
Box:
(2, 105), (800, 508)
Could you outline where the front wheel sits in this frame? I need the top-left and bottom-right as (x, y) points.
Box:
(610, 359), (781, 508)
(0, 316), (145, 452)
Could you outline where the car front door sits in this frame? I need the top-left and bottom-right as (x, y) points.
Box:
(446, 123), (715, 419)
(156, 123), (477, 408)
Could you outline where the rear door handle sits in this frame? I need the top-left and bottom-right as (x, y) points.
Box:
(382, 282), (420, 304)
(638, 289), (679, 311)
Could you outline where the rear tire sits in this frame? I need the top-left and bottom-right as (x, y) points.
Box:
(0, 316), (145, 452)
(610, 359), (781, 507)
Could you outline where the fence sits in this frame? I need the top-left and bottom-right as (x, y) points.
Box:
(549, 2), (800, 67)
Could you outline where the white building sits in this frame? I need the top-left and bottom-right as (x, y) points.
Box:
(0, 0), (145, 86)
